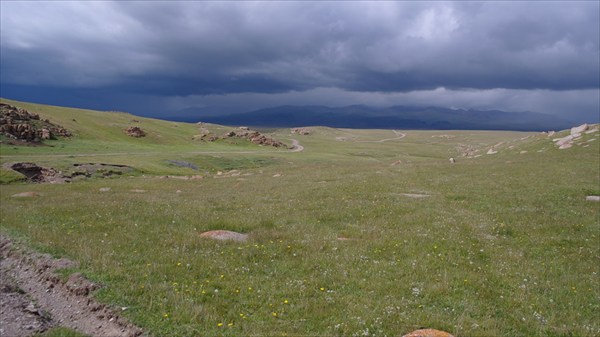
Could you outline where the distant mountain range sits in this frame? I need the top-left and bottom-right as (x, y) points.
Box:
(181, 105), (574, 131)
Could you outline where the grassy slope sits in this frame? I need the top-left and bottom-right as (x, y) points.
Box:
(1, 99), (599, 336)
(0, 98), (286, 177)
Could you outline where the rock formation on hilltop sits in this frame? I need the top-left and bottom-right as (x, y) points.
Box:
(223, 127), (287, 147)
(0, 103), (72, 142)
(193, 124), (288, 148)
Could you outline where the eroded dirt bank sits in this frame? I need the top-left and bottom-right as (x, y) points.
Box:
(0, 235), (144, 337)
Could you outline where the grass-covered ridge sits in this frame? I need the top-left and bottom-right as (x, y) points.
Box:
(1, 99), (599, 336)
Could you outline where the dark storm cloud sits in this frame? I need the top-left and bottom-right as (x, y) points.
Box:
(1, 1), (598, 122)
(2, 1), (598, 94)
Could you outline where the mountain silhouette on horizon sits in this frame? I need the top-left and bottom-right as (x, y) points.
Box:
(179, 105), (574, 131)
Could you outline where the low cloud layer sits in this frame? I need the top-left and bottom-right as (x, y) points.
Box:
(1, 2), (598, 122)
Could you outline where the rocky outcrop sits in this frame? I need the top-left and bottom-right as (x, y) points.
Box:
(125, 126), (146, 137)
(0, 103), (71, 142)
(7, 162), (68, 184)
(222, 127), (288, 148)
(193, 125), (288, 148)
(571, 123), (589, 135)
(552, 124), (598, 149)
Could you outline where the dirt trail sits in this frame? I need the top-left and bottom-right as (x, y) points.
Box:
(0, 235), (143, 337)
(289, 139), (304, 152)
(354, 130), (407, 143)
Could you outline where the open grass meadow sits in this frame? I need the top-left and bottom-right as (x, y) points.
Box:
(1, 99), (599, 336)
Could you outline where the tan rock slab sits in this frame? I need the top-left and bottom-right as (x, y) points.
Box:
(403, 329), (454, 337)
(199, 230), (248, 242)
(11, 192), (41, 198)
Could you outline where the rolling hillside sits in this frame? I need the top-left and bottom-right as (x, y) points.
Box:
(1, 99), (599, 337)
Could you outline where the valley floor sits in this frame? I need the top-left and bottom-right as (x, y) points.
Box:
(1, 99), (598, 337)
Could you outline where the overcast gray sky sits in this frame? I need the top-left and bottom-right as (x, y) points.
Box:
(1, 1), (598, 122)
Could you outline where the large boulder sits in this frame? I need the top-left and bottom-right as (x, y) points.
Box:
(571, 124), (589, 135)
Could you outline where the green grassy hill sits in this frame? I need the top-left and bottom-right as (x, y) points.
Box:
(1, 99), (599, 336)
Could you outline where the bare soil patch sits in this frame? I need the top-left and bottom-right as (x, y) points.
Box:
(0, 235), (143, 337)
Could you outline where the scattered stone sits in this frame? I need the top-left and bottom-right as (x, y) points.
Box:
(70, 163), (133, 178)
(99, 187), (111, 192)
(11, 191), (41, 198)
(175, 190), (182, 194)
(547, 131), (556, 136)
(585, 128), (599, 134)
(559, 143), (573, 150)
(199, 230), (248, 242)
(455, 144), (478, 157)
(291, 127), (312, 135)
(159, 175), (202, 180)
(192, 133), (218, 141)
(391, 160), (403, 166)
(449, 157), (455, 163)
(402, 329), (454, 337)
(487, 149), (498, 155)
(130, 189), (146, 193)
(273, 173), (282, 177)
(586, 196), (600, 202)
(167, 160), (199, 171)
(571, 123), (589, 135)
(520, 151), (528, 154)
(124, 126), (145, 138)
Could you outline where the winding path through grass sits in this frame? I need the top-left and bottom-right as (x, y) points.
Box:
(355, 130), (406, 143)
